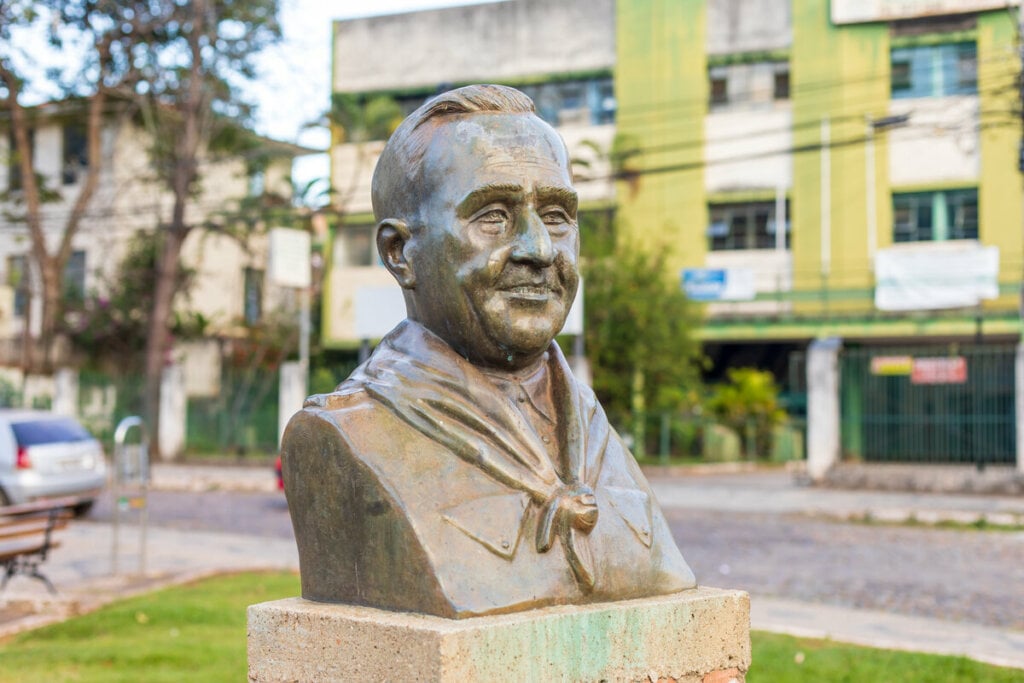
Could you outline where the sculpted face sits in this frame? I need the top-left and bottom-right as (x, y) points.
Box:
(398, 113), (580, 370)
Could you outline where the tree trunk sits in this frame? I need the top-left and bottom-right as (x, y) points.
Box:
(38, 256), (62, 372)
(143, 226), (187, 460)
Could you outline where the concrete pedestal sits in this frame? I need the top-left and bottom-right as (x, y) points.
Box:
(247, 587), (750, 682)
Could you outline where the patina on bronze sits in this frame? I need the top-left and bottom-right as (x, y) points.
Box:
(282, 84), (696, 618)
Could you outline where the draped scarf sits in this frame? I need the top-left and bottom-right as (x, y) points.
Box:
(351, 320), (610, 591)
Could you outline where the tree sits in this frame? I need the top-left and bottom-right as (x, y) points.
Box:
(121, 0), (281, 457)
(583, 244), (704, 457)
(0, 1), (151, 371)
(705, 368), (785, 458)
(63, 232), (203, 375)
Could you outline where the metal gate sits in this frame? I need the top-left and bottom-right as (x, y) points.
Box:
(840, 344), (1016, 465)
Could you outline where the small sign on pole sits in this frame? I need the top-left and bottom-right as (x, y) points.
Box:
(268, 228), (312, 289)
(111, 416), (150, 577)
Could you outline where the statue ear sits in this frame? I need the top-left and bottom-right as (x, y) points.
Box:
(377, 219), (416, 289)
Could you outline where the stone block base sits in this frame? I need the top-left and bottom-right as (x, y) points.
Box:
(247, 586), (750, 682)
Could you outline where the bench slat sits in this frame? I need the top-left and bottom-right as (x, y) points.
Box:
(0, 537), (50, 562)
(0, 519), (69, 540)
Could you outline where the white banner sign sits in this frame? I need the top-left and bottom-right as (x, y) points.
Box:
(833, 0), (1018, 24)
(874, 245), (999, 311)
(268, 228), (311, 288)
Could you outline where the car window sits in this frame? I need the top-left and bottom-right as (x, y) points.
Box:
(11, 418), (93, 446)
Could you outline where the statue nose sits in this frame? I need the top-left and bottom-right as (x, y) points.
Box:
(511, 210), (554, 266)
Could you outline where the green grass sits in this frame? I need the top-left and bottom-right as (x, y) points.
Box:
(0, 571), (299, 683)
(1, 572), (1022, 682)
(750, 631), (1024, 683)
(844, 512), (1024, 533)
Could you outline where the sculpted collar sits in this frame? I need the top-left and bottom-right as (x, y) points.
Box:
(352, 320), (610, 590)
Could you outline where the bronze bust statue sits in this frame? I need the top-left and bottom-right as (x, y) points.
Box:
(282, 84), (695, 618)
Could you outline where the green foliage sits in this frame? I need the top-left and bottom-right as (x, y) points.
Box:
(329, 93), (404, 143)
(0, 571), (299, 683)
(583, 245), (704, 439)
(706, 368), (786, 458)
(750, 631), (1024, 682)
(62, 233), (199, 374)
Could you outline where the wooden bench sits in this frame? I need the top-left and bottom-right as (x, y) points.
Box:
(0, 497), (79, 594)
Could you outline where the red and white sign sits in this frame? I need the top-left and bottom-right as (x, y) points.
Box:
(911, 357), (967, 385)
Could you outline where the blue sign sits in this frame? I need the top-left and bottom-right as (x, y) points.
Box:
(682, 269), (727, 301)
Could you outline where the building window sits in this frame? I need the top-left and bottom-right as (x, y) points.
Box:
(892, 189), (977, 242)
(64, 250), (86, 302)
(708, 61), (789, 109)
(7, 255), (27, 317)
(389, 77), (617, 133)
(7, 129), (34, 192)
(891, 42), (976, 99)
(248, 168), (266, 197)
(709, 71), (729, 106)
(773, 68), (790, 100)
(334, 225), (376, 268)
(243, 267), (263, 324)
(62, 124), (88, 185)
(708, 201), (790, 251)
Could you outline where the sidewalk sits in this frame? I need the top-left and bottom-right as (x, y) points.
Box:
(2, 463), (1022, 671)
(647, 468), (1024, 526)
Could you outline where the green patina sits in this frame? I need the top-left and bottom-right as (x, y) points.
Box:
(707, 48), (790, 67)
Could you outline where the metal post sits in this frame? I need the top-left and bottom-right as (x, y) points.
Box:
(299, 287), (311, 387)
(774, 184), (786, 252)
(865, 119), (877, 263)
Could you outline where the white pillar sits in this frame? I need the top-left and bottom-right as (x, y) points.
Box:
(158, 363), (186, 461)
(1016, 342), (1024, 474)
(807, 337), (842, 481)
(278, 361), (308, 448)
(53, 368), (78, 417)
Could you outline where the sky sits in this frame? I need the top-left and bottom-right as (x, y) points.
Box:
(252, 0), (504, 190)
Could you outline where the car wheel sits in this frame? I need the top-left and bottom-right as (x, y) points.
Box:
(0, 488), (9, 507)
(73, 499), (95, 518)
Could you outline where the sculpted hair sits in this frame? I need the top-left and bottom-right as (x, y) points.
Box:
(371, 84), (537, 224)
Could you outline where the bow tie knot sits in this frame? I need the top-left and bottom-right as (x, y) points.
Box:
(536, 485), (599, 591)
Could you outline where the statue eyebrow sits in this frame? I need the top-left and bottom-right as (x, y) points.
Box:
(535, 185), (578, 214)
(456, 183), (524, 218)
(456, 183), (578, 218)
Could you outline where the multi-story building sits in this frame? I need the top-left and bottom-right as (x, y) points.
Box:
(329, 0), (1023, 468)
(0, 99), (315, 365)
(325, 0), (616, 345)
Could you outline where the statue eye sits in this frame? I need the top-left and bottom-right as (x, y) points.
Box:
(474, 208), (510, 234)
(541, 208), (573, 234)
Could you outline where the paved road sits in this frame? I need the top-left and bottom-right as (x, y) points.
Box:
(91, 489), (293, 539)
(89, 486), (1024, 631)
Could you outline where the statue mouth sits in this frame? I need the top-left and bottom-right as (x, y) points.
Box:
(499, 284), (558, 301)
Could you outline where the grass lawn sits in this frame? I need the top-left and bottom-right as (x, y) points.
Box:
(0, 572), (299, 683)
(0, 572), (1021, 682)
(750, 632), (1024, 683)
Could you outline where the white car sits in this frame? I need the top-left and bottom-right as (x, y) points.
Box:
(0, 410), (107, 516)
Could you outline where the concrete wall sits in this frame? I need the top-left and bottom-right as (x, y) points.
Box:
(888, 96), (979, 187)
(333, 0), (615, 92)
(707, 0), (792, 54)
(705, 249), (793, 315)
(705, 107), (792, 192)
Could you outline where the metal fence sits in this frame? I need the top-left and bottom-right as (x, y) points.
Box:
(186, 363), (280, 456)
(621, 413), (806, 464)
(840, 344), (1016, 465)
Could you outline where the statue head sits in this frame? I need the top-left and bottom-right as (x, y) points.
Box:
(372, 84), (580, 372)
